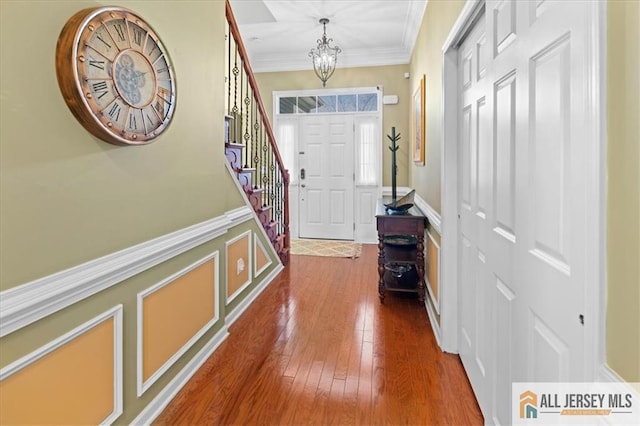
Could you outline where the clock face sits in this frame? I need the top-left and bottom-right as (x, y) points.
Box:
(56, 7), (176, 145)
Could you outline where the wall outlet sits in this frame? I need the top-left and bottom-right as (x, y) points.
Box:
(236, 258), (245, 275)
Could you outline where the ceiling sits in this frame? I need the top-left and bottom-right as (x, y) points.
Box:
(228, 0), (428, 73)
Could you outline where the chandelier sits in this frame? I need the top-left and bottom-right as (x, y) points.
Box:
(309, 18), (341, 87)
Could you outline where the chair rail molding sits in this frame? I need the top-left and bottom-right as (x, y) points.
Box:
(382, 186), (442, 234)
(0, 207), (253, 338)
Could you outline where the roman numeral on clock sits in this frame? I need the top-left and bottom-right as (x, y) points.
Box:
(133, 29), (143, 46)
(91, 81), (109, 99)
(108, 103), (121, 121)
(129, 111), (138, 130)
(113, 23), (126, 42)
(96, 34), (111, 49)
(89, 60), (105, 70)
(92, 81), (108, 92)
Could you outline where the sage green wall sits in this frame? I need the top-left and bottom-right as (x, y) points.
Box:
(255, 64), (411, 187)
(0, 0), (244, 290)
(0, 2), (283, 422)
(408, 0), (466, 215)
(606, 0), (640, 383)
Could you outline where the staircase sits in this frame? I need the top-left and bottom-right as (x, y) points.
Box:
(225, 1), (290, 265)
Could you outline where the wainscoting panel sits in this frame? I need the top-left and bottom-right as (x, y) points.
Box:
(0, 306), (123, 425)
(137, 253), (219, 396)
(225, 231), (252, 303)
(426, 230), (441, 314)
(253, 233), (272, 277)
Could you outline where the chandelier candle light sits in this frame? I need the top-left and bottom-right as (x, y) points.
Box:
(309, 18), (341, 87)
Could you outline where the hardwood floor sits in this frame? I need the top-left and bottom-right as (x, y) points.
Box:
(154, 244), (483, 425)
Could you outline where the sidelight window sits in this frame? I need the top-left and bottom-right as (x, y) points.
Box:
(356, 118), (378, 185)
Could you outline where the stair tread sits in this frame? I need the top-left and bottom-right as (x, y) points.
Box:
(225, 142), (245, 149)
(224, 127), (289, 264)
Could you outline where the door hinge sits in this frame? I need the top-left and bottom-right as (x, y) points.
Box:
(579, 314), (584, 325)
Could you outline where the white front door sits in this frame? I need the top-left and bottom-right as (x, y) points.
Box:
(299, 114), (354, 240)
(457, 1), (596, 423)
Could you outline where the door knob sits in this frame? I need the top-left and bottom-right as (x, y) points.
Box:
(301, 184), (306, 188)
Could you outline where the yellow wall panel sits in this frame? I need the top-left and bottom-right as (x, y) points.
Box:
(254, 235), (271, 276)
(141, 258), (217, 385)
(226, 232), (251, 301)
(426, 233), (439, 305)
(0, 317), (116, 425)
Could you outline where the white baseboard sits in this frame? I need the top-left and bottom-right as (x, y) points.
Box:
(131, 327), (229, 425)
(225, 264), (284, 327)
(424, 297), (442, 349)
(596, 364), (640, 425)
(598, 363), (625, 383)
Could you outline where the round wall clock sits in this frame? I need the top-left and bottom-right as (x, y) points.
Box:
(55, 7), (176, 146)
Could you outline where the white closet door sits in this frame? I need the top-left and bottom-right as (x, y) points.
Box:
(457, 1), (596, 423)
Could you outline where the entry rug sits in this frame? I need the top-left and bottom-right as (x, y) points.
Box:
(290, 239), (362, 259)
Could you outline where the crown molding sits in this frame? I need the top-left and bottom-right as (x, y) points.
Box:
(402, 0), (429, 54)
(251, 46), (410, 73)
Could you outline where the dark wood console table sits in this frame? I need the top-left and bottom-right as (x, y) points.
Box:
(375, 200), (427, 303)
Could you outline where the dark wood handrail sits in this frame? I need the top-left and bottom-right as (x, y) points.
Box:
(225, 0), (289, 185)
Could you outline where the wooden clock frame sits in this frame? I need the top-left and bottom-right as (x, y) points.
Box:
(55, 6), (176, 146)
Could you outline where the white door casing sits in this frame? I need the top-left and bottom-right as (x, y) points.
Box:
(449, 1), (605, 424)
(299, 114), (355, 240)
